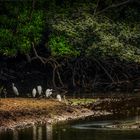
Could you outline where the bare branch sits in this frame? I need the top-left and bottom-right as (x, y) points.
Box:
(30, 0), (35, 19)
(56, 70), (64, 87)
(97, 0), (132, 15)
(94, 58), (115, 82)
(32, 42), (46, 64)
(94, 0), (100, 16)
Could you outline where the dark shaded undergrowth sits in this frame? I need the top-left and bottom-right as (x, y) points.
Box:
(0, 55), (140, 96)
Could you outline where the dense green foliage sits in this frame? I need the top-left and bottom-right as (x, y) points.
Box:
(0, 0), (140, 93)
(48, 34), (79, 57)
(0, 1), (45, 56)
(47, 2), (140, 62)
(0, 0), (140, 62)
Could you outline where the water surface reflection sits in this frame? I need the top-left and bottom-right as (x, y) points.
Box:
(1, 117), (140, 140)
(0, 124), (53, 140)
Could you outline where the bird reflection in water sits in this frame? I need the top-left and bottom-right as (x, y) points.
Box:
(38, 126), (42, 140)
(12, 130), (18, 140)
(46, 125), (53, 140)
(11, 124), (53, 140)
(33, 125), (37, 140)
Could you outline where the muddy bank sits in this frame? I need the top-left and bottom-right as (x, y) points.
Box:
(87, 96), (140, 116)
(1, 97), (140, 131)
(0, 98), (110, 131)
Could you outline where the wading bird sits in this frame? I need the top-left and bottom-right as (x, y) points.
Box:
(12, 83), (19, 97)
(49, 89), (53, 96)
(37, 85), (42, 96)
(32, 88), (37, 98)
(45, 89), (53, 98)
(56, 94), (62, 102)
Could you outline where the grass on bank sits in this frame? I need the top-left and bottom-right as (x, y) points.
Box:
(69, 98), (97, 105)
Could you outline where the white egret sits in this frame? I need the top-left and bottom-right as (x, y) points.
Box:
(45, 89), (50, 98)
(49, 89), (53, 96)
(32, 88), (37, 98)
(12, 83), (19, 97)
(45, 89), (53, 98)
(56, 94), (62, 102)
(37, 85), (42, 96)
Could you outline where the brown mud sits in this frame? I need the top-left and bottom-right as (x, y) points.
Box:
(0, 96), (140, 131)
(0, 98), (109, 131)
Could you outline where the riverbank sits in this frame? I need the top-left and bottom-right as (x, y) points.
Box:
(0, 98), (109, 131)
(1, 97), (140, 131)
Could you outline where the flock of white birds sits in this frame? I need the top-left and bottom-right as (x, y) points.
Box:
(12, 83), (62, 102)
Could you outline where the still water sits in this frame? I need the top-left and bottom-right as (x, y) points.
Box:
(1, 117), (140, 140)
